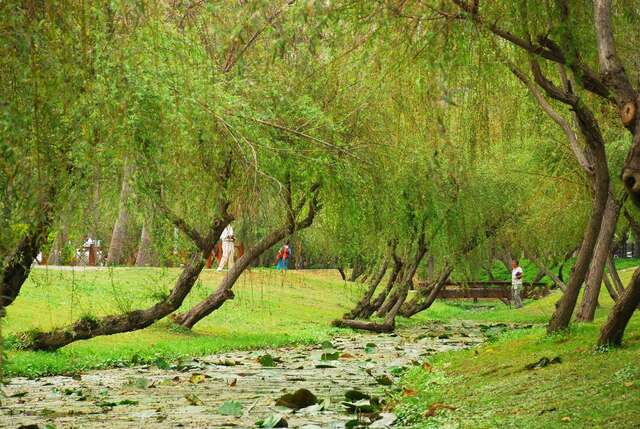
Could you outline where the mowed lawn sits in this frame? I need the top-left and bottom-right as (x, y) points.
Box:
(3, 267), (366, 377)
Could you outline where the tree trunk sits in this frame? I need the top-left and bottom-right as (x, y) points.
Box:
(337, 266), (346, 281)
(548, 140), (610, 333)
(135, 221), (156, 267)
(349, 258), (365, 282)
(173, 195), (319, 330)
(342, 258), (388, 320)
(106, 162), (133, 266)
(602, 272), (619, 302)
(358, 258), (403, 319)
(597, 267), (640, 347)
(399, 266), (453, 317)
(47, 225), (67, 266)
(172, 227), (291, 329)
(527, 254), (567, 291)
(576, 192), (623, 322)
(1, 208), (53, 313)
(606, 254), (625, 294)
(24, 253), (206, 351)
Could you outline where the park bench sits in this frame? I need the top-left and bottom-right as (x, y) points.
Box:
(417, 280), (550, 305)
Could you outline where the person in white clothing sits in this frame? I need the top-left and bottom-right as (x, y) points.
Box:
(217, 224), (235, 272)
(511, 259), (524, 308)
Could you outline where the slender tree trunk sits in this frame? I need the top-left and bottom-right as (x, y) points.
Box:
(349, 258), (365, 282)
(606, 254), (625, 294)
(548, 141), (610, 333)
(602, 272), (619, 301)
(358, 258), (403, 319)
(576, 192), (622, 322)
(399, 266), (453, 317)
(135, 221), (156, 267)
(337, 266), (346, 281)
(172, 227), (291, 329)
(106, 162), (133, 265)
(342, 258), (388, 320)
(527, 254), (567, 292)
(173, 194), (319, 329)
(47, 225), (68, 266)
(598, 267), (640, 347)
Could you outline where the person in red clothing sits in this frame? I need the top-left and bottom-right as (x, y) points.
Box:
(275, 242), (291, 273)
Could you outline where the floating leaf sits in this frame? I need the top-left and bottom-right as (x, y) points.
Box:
(320, 340), (334, 350)
(10, 391), (28, 398)
(118, 399), (139, 406)
(275, 388), (318, 410)
(258, 354), (277, 367)
(365, 343), (377, 354)
(340, 352), (355, 359)
(189, 373), (206, 384)
(184, 393), (203, 406)
(320, 351), (340, 361)
(315, 363), (336, 369)
(218, 400), (243, 416)
(370, 413), (398, 428)
(341, 399), (376, 413)
(256, 413), (288, 428)
(344, 389), (370, 401)
(375, 374), (393, 386)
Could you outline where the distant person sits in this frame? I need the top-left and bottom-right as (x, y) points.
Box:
(217, 223), (235, 272)
(275, 242), (291, 273)
(511, 259), (524, 308)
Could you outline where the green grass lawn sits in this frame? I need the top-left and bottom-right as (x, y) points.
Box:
(2, 267), (366, 377)
(394, 268), (640, 428)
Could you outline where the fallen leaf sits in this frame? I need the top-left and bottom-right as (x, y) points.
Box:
(189, 373), (206, 384)
(422, 362), (433, 372)
(321, 351), (340, 361)
(375, 374), (393, 386)
(561, 416), (571, 423)
(275, 389), (318, 410)
(424, 403), (457, 417)
(345, 389), (370, 401)
(218, 400), (243, 416)
(340, 352), (355, 359)
(184, 393), (203, 406)
(624, 381), (634, 388)
(403, 388), (417, 397)
(256, 413), (288, 428)
(228, 378), (237, 387)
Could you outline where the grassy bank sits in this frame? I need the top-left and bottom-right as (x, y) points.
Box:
(3, 267), (365, 377)
(395, 268), (640, 428)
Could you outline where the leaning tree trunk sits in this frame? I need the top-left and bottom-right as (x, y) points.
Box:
(1, 208), (54, 313)
(342, 258), (388, 320)
(358, 258), (403, 319)
(23, 253), (207, 351)
(597, 267), (640, 347)
(135, 221), (156, 267)
(548, 140), (610, 333)
(576, 192), (622, 322)
(172, 227), (292, 329)
(349, 258), (365, 282)
(602, 273), (619, 301)
(399, 267), (453, 317)
(106, 162), (133, 266)
(606, 254), (625, 294)
(527, 254), (567, 292)
(173, 194), (319, 330)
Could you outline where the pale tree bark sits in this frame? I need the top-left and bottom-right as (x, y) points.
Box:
(107, 162), (134, 265)
(135, 220), (156, 267)
(527, 253), (567, 292)
(606, 253), (625, 295)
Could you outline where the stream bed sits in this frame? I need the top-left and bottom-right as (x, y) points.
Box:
(1, 320), (521, 428)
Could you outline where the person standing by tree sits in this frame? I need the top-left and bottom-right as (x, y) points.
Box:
(511, 259), (524, 309)
(217, 223), (235, 272)
(275, 242), (291, 273)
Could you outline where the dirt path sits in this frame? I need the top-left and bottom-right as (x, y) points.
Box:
(2, 320), (511, 428)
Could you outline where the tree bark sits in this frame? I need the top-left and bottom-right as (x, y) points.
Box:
(606, 254), (625, 294)
(172, 189), (320, 329)
(597, 267), (640, 347)
(47, 225), (67, 266)
(348, 258), (365, 282)
(602, 272), (619, 302)
(527, 254), (567, 292)
(358, 257), (403, 319)
(106, 162), (134, 265)
(399, 266), (453, 317)
(576, 192), (623, 322)
(24, 253), (206, 351)
(135, 220), (156, 267)
(342, 257), (388, 320)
